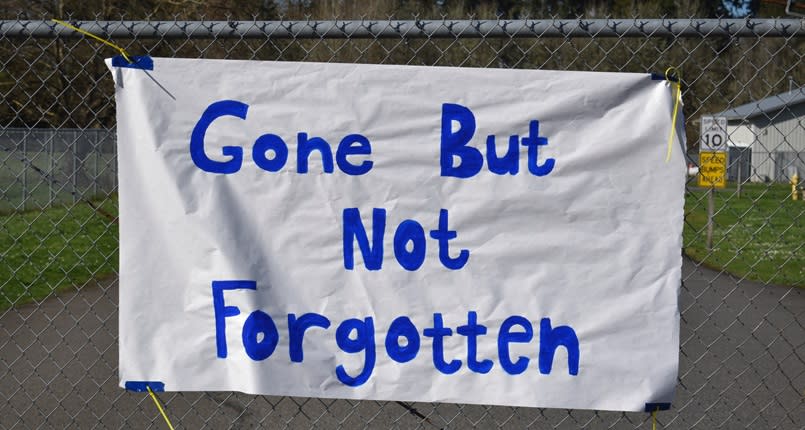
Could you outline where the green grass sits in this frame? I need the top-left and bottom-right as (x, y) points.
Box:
(0, 199), (118, 310)
(684, 182), (805, 287)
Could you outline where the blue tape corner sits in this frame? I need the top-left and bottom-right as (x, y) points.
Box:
(125, 381), (165, 392)
(650, 72), (679, 83)
(644, 402), (671, 412)
(112, 55), (153, 70)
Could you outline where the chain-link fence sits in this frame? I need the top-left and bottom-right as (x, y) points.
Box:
(1, 17), (803, 429)
(0, 128), (116, 212)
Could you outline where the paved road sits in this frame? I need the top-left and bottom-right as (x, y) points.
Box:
(1, 259), (802, 429)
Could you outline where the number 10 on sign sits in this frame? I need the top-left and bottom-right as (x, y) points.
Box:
(700, 116), (727, 152)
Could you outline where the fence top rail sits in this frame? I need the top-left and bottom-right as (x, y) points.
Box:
(1, 18), (803, 39)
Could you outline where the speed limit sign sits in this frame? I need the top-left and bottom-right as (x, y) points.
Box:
(700, 116), (727, 152)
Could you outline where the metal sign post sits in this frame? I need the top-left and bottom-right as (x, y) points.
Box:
(699, 116), (728, 250)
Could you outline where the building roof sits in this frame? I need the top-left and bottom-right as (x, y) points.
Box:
(713, 86), (805, 121)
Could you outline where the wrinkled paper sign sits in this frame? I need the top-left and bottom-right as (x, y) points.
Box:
(108, 58), (685, 412)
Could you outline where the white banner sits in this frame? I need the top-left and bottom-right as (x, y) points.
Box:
(108, 57), (685, 412)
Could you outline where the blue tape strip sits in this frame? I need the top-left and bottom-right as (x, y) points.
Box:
(111, 55), (154, 70)
(650, 72), (679, 82)
(644, 402), (671, 412)
(124, 381), (165, 392)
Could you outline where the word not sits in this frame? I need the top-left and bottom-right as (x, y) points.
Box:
(343, 207), (469, 271)
(213, 281), (580, 387)
(190, 100), (373, 175)
(441, 103), (556, 178)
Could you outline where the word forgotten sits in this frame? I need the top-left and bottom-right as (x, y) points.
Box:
(213, 281), (580, 387)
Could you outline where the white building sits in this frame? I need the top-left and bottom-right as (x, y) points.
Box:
(712, 86), (805, 183)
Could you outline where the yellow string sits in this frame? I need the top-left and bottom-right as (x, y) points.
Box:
(146, 386), (175, 430)
(652, 409), (657, 430)
(665, 67), (682, 163)
(51, 19), (133, 63)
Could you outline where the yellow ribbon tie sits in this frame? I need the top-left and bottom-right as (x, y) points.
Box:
(146, 386), (175, 430)
(665, 67), (682, 163)
(51, 19), (133, 63)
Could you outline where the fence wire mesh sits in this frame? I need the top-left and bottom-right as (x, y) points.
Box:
(0, 17), (803, 429)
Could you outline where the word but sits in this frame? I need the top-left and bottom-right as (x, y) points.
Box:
(441, 103), (555, 178)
